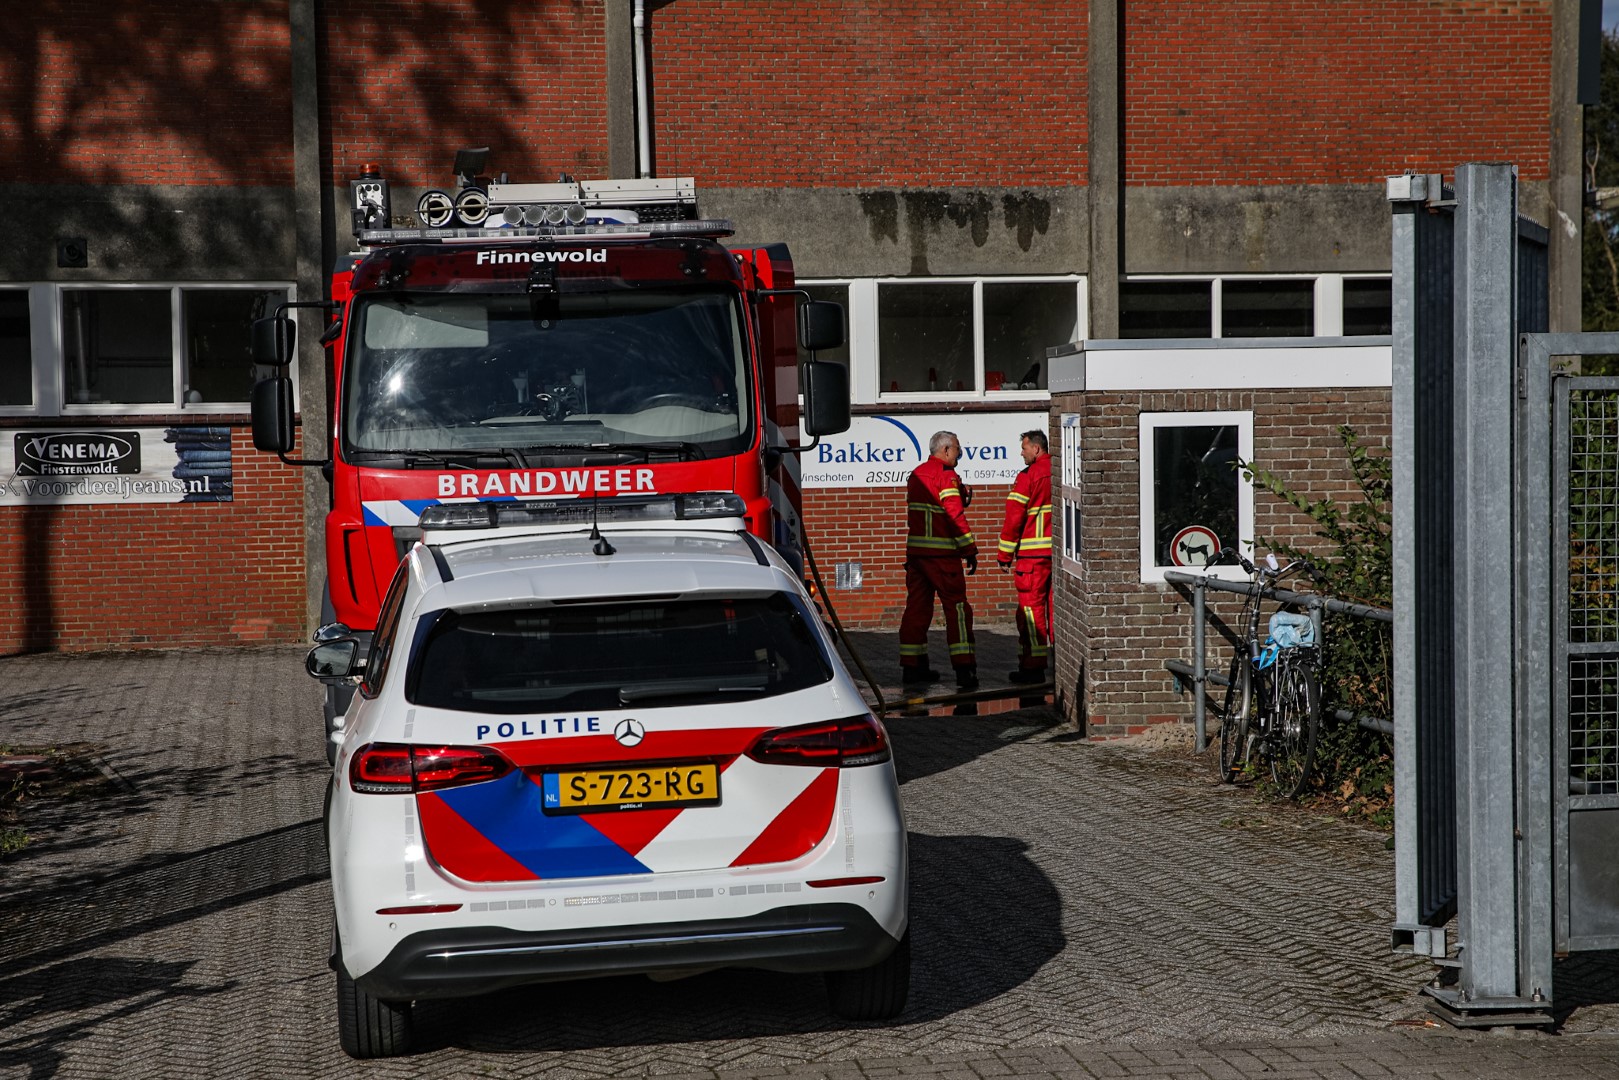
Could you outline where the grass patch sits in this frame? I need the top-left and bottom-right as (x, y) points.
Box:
(0, 743), (115, 859)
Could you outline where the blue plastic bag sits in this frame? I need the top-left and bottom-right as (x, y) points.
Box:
(1268, 611), (1316, 649)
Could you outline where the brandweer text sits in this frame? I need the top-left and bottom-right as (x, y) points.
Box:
(438, 468), (656, 497)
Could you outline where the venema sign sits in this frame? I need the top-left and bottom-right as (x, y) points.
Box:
(2, 426), (233, 504)
(801, 412), (1044, 489)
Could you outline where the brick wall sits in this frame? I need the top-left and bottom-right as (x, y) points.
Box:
(804, 484), (1023, 636)
(1051, 388), (1392, 739)
(1124, 0), (1552, 186)
(0, 424), (306, 654)
(650, 2), (1086, 188)
(1, 1), (293, 186)
(321, 1), (610, 187)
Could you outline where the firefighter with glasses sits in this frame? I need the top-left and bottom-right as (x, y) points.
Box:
(899, 431), (979, 690)
(997, 429), (1053, 684)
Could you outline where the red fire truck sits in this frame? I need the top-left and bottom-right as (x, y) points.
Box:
(250, 162), (848, 749)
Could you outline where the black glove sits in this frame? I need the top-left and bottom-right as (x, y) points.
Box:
(997, 558), (1012, 574)
(964, 552), (978, 575)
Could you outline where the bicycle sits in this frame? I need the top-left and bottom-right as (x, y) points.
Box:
(1211, 549), (1324, 798)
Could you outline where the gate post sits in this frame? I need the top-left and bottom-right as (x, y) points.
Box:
(1439, 163), (1537, 1018)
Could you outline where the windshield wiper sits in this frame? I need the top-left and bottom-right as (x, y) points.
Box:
(591, 441), (702, 462)
(618, 676), (768, 704)
(353, 449), (528, 469)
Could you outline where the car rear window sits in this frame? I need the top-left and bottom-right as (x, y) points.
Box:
(406, 593), (834, 713)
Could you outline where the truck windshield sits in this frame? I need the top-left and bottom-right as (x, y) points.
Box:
(405, 593), (834, 713)
(344, 289), (750, 458)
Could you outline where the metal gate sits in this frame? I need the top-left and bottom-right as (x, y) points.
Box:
(1393, 164), (1619, 1025)
(1554, 375), (1619, 954)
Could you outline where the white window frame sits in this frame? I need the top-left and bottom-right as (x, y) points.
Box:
(0, 281), (296, 418)
(1122, 272), (1391, 339)
(1058, 412), (1081, 566)
(1138, 410), (1254, 584)
(801, 275), (1086, 404)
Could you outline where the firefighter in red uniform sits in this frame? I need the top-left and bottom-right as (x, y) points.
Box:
(900, 431), (979, 690)
(997, 429), (1053, 683)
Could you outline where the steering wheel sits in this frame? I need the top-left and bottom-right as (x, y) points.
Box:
(639, 392), (719, 412)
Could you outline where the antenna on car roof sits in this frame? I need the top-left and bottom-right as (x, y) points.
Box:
(589, 493), (616, 556)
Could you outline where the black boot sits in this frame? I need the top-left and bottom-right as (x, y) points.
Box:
(1007, 668), (1046, 685)
(954, 666), (979, 692)
(901, 666), (940, 687)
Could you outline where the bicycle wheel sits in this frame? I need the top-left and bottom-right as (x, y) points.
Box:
(1217, 653), (1251, 782)
(1269, 653), (1321, 798)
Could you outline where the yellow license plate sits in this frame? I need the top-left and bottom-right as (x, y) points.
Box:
(542, 763), (721, 814)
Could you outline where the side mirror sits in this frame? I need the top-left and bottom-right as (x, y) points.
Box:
(798, 300), (845, 352)
(802, 360), (851, 437)
(251, 376), (295, 454)
(251, 315), (296, 366)
(306, 639), (362, 680)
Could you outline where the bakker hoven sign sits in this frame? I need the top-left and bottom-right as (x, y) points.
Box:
(801, 413), (1043, 489)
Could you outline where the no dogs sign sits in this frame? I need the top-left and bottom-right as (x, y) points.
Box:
(1169, 525), (1220, 567)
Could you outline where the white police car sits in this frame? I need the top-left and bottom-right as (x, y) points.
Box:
(305, 493), (908, 1058)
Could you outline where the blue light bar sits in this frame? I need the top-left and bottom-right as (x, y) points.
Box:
(418, 492), (748, 531)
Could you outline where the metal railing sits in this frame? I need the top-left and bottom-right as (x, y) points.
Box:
(1163, 569), (1394, 752)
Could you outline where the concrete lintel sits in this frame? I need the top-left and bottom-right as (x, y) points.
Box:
(0, 183), (296, 280)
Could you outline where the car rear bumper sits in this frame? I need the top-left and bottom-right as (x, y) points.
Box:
(355, 902), (900, 1001)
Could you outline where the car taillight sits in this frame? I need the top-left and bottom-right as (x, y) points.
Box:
(745, 714), (890, 767)
(349, 743), (513, 794)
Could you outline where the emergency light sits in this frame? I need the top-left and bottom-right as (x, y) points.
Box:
(418, 492), (747, 532)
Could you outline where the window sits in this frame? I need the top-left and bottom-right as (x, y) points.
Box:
(2, 283), (291, 415)
(1120, 275), (1391, 340)
(0, 290), (31, 406)
(1120, 281), (1212, 339)
(1059, 413), (1081, 563)
(878, 281), (973, 392)
(1343, 278), (1394, 336)
(64, 289), (172, 404)
(1138, 411), (1253, 583)
(1221, 279), (1313, 337)
(803, 276), (1084, 402)
(406, 593), (834, 713)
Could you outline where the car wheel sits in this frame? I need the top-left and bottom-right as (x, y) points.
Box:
(823, 929), (910, 1020)
(336, 954), (414, 1058)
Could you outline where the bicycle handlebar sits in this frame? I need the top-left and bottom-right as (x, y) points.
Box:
(1208, 548), (1318, 582)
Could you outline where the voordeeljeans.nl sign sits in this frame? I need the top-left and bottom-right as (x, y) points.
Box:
(2, 426), (233, 504)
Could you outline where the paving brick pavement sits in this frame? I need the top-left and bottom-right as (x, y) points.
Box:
(1, 643), (1616, 1079)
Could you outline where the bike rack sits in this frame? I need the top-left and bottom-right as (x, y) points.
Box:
(1163, 570), (1392, 752)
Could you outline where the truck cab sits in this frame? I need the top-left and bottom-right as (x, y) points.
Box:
(250, 169), (849, 756)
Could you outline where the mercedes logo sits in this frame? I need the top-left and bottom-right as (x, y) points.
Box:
(613, 718), (645, 747)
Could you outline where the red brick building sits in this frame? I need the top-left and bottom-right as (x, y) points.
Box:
(0, 1), (1580, 662)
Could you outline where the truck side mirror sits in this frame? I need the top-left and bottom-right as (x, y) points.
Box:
(801, 360), (850, 437)
(251, 315), (296, 366)
(251, 376), (295, 454)
(798, 300), (845, 352)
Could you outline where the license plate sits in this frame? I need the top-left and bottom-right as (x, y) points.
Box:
(541, 763), (721, 814)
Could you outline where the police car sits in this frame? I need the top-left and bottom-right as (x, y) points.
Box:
(305, 493), (909, 1058)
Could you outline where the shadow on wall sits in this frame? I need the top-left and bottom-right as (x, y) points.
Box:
(2, 3), (598, 276)
(12, 507), (56, 655)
